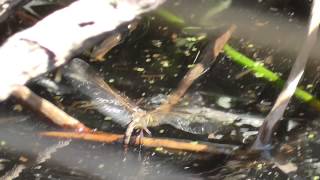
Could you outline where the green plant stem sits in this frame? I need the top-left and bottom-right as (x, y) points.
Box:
(155, 9), (185, 27)
(223, 44), (320, 111)
(155, 9), (320, 111)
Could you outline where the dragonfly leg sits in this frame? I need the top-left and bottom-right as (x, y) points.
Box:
(124, 111), (152, 147)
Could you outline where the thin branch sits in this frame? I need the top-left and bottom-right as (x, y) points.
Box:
(40, 131), (238, 155)
(252, 0), (320, 149)
(11, 85), (91, 132)
(91, 20), (139, 61)
(152, 25), (236, 113)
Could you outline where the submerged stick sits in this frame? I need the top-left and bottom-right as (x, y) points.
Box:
(11, 85), (90, 132)
(40, 131), (238, 155)
(251, 0), (320, 149)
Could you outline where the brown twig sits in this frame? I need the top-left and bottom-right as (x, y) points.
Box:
(91, 20), (139, 61)
(15, 10), (39, 26)
(152, 25), (236, 113)
(39, 131), (238, 155)
(11, 85), (91, 132)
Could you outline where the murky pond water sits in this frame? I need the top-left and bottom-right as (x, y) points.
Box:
(1, 0), (320, 179)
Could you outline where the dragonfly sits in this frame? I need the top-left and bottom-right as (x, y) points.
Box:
(61, 26), (265, 145)
(61, 56), (263, 141)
